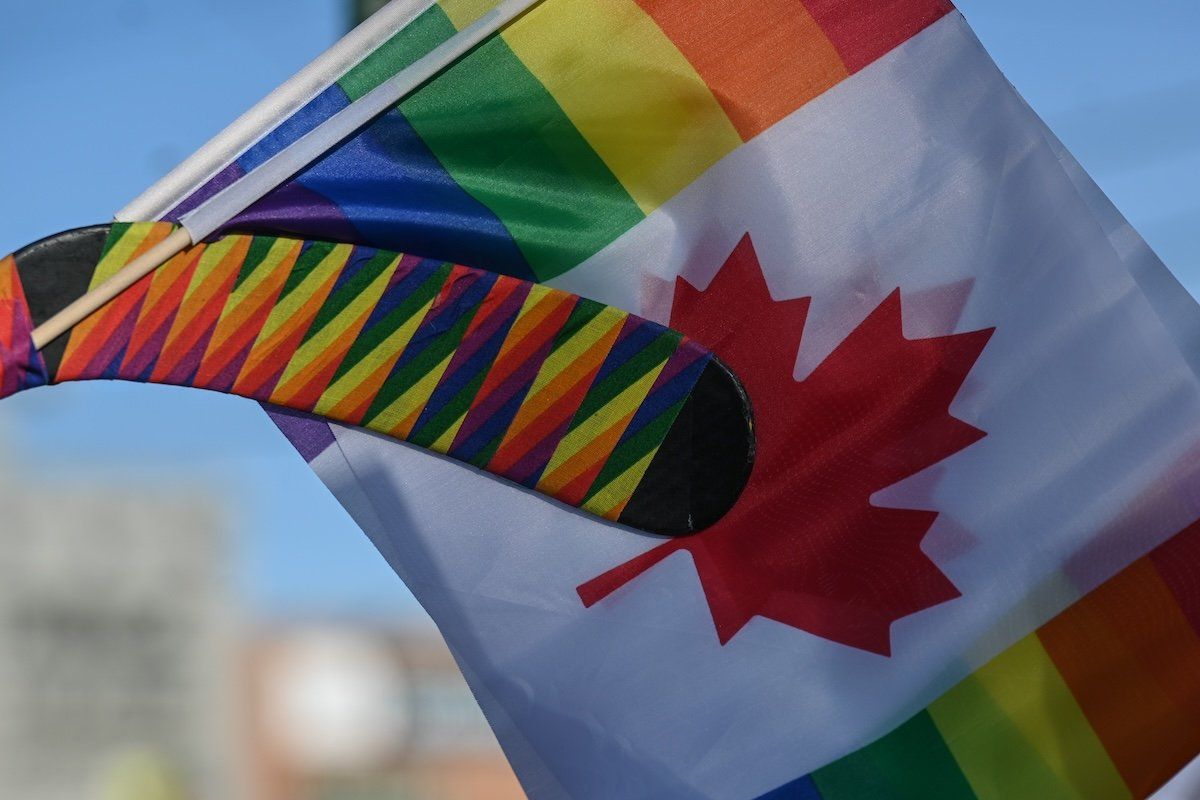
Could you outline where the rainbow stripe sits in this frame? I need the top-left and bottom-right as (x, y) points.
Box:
(759, 518), (1200, 800)
(172, 0), (956, 282)
(0, 256), (47, 398)
(54, 223), (712, 525)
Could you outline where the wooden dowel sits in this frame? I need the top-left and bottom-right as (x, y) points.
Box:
(31, 227), (193, 350)
(31, 0), (545, 351)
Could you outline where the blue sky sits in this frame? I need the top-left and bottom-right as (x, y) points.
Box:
(0, 0), (1196, 620)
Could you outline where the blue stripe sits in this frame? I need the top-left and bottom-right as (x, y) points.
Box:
(411, 284), (530, 440)
(291, 109), (535, 280)
(619, 352), (710, 444)
(238, 85), (352, 172)
(358, 257), (446, 337)
(593, 319), (663, 385)
(385, 268), (497, 378)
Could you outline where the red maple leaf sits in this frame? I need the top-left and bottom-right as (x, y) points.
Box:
(578, 236), (994, 655)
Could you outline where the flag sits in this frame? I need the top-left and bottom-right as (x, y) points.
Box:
(85, 0), (1200, 797)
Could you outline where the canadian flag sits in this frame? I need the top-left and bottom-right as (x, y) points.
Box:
(120, 2), (1200, 798)
(308, 13), (1200, 798)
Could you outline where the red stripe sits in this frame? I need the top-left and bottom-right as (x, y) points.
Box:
(119, 247), (205, 379)
(1150, 519), (1200, 642)
(800, 0), (954, 73)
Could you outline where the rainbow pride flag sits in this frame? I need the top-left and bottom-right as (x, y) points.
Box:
(122, 0), (953, 281)
(762, 515), (1200, 799)
(115, 1), (1200, 798)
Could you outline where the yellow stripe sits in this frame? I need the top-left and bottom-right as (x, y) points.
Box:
(538, 357), (668, 494)
(310, 270), (434, 416)
(974, 636), (1130, 798)
(527, 306), (626, 402)
(495, 306), (625, 453)
(272, 256), (398, 402)
(930, 635), (1130, 800)
(139, 244), (205, 318)
(161, 237), (243, 350)
(205, 238), (301, 354)
(583, 447), (659, 519)
(369, 350), (457, 438)
(439, 0), (499, 29)
(493, 283), (560, 361)
(254, 244), (352, 350)
(91, 224), (163, 287)
(430, 410), (469, 454)
(504, 0), (741, 214)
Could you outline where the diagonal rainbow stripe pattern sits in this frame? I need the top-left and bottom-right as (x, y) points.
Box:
(165, 0), (955, 282)
(757, 516), (1200, 800)
(37, 223), (739, 535)
(0, 256), (47, 398)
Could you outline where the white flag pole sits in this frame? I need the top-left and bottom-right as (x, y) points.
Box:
(31, 0), (545, 351)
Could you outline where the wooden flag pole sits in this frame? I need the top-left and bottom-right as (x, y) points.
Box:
(30, 0), (545, 351)
(31, 227), (193, 350)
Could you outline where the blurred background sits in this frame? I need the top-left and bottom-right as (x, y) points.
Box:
(0, 1), (1197, 798)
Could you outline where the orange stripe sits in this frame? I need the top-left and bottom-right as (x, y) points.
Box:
(471, 292), (576, 404)
(634, 0), (848, 140)
(232, 269), (342, 397)
(542, 404), (639, 504)
(194, 263), (297, 388)
(59, 228), (173, 378)
(194, 294), (283, 387)
(491, 294), (575, 372)
(488, 349), (613, 475)
(1038, 558), (1200, 797)
(150, 238), (251, 383)
(121, 246), (206, 372)
(324, 338), (406, 423)
(272, 303), (378, 412)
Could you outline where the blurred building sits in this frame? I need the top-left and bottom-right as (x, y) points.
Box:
(247, 625), (525, 800)
(0, 464), (242, 800)
(0, 429), (523, 800)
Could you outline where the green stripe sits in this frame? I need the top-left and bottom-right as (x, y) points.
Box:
(570, 330), (680, 433)
(328, 262), (453, 387)
(300, 250), (397, 346)
(232, 237), (279, 291)
(277, 240), (338, 303)
(812, 712), (976, 800)
(550, 298), (607, 355)
(583, 396), (684, 505)
(96, 222), (135, 265)
(338, 6), (456, 102)
(362, 281), (485, 426)
(408, 364), (489, 450)
(928, 675), (1082, 799)
(400, 34), (643, 281)
(469, 427), (507, 470)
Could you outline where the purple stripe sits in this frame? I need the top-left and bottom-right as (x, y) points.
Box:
(228, 181), (361, 245)
(432, 282), (530, 391)
(504, 415), (574, 488)
(264, 405), (337, 462)
(411, 280), (531, 439)
(168, 162), (246, 221)
(88, 310), (144, 380)
(162, 330), (216, 386)
(204, 338), (257, 393)
(449, 328), (560, 461)
(120, 313), (178, 382)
